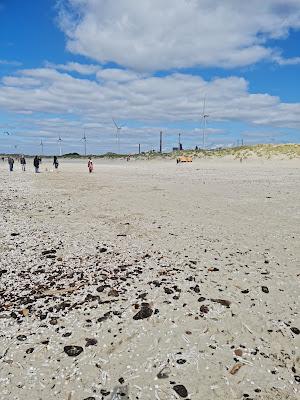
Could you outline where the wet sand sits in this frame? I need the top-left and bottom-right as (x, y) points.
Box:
(0, 158), (299, 400)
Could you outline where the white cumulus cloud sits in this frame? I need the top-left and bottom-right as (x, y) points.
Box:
(57, 0), (300, 71)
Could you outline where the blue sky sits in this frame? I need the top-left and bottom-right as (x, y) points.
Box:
(0, 0), (300, 155)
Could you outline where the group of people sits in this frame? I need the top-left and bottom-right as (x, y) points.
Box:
(6, 156), (59, 173)
(5, 156), (94, 173)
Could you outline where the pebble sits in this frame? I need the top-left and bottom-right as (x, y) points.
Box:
(133, 304), (153, 320)
(64, 345), (84, 357)
(173, 384), (188, 398)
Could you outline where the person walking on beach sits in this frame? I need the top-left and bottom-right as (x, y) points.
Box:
(33, 156), (40, 173)
(20, 155), (26, 171)
(88, 158), (94, 173)
(8, 157), (14, 172)
(53, 156), (59, 169)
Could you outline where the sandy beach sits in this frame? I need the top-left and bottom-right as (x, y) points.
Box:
(0, 157), (299, 400)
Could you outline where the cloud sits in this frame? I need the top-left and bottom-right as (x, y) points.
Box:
(57, 0), (300, 71)
(0, 59), (22, 67)
(1, 67), (300, 129)
(273, 55), (300, 65)
(45, 61), (100, 74)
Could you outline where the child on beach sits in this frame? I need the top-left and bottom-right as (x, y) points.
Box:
(88, 158), (94, 173)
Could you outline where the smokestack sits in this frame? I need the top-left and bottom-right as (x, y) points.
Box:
(159, 131), (162, 153)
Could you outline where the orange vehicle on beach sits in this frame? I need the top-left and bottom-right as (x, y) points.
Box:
(176, 155), (193, 163)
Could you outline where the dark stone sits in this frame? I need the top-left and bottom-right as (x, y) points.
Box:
(241, 289), (249, 294)
(100, 389), (110, 396)
(192, 285), (200, 293)
(99, 247), (107, 253)
(210, 298), (231, 307)
(17, 335), (27, 341)
(85, 338), (98, 347)
(294, 375), (300, 383)
(42, 249), (56, 255)
(62, 332), (72, 337)
(118, 377), (125, 384)
(200, 305), (209, 313)
(64, 345), (83, 357)
(97, 312), (111, 323)
(291, 327), (300, 335)
(173, 384), (188, 398)
(164, 287), (174, 295)
(198, 297), (206, 302)
(26, 348), (34, 354)
(261, 286), (269, 293)
(133, 304), (153, 320)
(177, 359), (187, 365)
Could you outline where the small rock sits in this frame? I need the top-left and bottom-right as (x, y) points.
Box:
(291, 327), (300, 335)
(211, 298), (231, 307)
(133, 304), (153, 320)
(261, 286), (269, 293)
(198, 297), (206, 302)
(26, 348), (34, 354)
(17, 335), (27, 341)
(85, 338), (98, 347)
(42, 249), (56, 255)
(164, 287), (174, 294)
(173, 384), (188, 398)
(234, 349), (243, 357)
(200, 305), (209, 313)
(108, 289), (119, 297)
(64, 345), (83, 357)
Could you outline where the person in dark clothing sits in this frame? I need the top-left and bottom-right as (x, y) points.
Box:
(53, 156), (59, 169)
(33, 156), (40, 173)
(20, 155), (26, 171)
(8, 157), (14, 171)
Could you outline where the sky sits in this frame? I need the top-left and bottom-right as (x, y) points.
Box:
(0, 0), (300, 155)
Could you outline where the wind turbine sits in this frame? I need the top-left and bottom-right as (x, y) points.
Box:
(201, 97), (209, 149)
(112, 118), (122, 153)
(58, 135), (63, 156)
(40, 139), (44, 156)
(82, 131), (87, 156)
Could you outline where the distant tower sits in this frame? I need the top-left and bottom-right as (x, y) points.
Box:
(159, 131), (163, 153)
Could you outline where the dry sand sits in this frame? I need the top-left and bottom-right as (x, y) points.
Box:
(0, 157), (299, 400)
